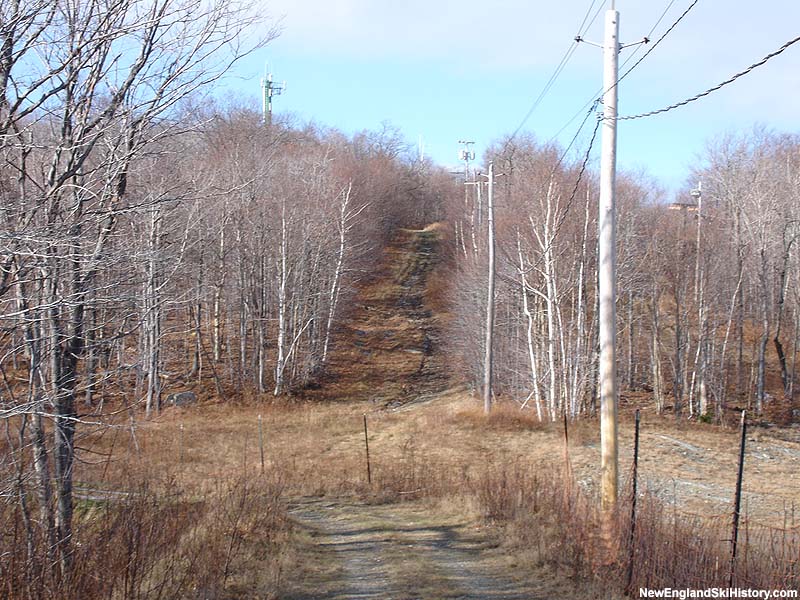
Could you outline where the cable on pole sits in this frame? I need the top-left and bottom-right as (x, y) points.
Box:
(566, 114), (602, 208)
(546, 0), (700, 146)
(620, 33), (800, 121)
(553, 99), (601, 166)
(552, 111), (602, 237)
(505, 110), (602, 278)
(504, 0), (607, 149)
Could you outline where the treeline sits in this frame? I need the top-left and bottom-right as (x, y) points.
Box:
(448, 128), (800, 423)
(125, 114), (449, 413)
(0, 0), (451, 584)
(2, 0), (799, 587)
(1, 100), (450, 575)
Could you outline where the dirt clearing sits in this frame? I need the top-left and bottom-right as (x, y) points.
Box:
(285, 497), (591, 600)
(73, 226), (800, 598)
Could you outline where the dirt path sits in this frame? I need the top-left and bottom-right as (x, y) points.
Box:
(304, 226), (448, 407)
(286, 227), (572, 599)
(286, 498), (572, 600)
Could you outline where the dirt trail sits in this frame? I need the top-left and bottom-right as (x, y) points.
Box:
(289, 227), (563, 599)
(306, 226), (448, 407)
(287, 499), (566, 600)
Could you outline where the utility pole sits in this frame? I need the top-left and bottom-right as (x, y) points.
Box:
(459, 139), (477, 254)
(483, 162), (495, 414)
(691, 182), (709, 417)
(577, 2), (647, 513)
(598, 3), (620, 514)
(261, 65), (286, 126)
(692, 181), (703, 303)
(458, 140), (475, 183)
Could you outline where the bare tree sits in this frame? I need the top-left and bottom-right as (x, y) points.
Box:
(0, 0), (272, 577)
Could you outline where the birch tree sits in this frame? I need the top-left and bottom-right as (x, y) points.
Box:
(0, 0), (271, 578)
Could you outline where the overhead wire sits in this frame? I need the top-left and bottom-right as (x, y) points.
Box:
(497, 0), (697, 259)
(500, 109), (602, 280)
(505, 0), (696, 215)
(556, 112), (602, 229)
(619, 33), (800, 120)
(581, 0), (608, 41)
(576, 0), (603, 37)
(497, 0), (799, 272)
(505, 0), (607, 146)
(545, 0), (700, 147)
(500, 2), (611, 255)
(617, 0), (701, 85)
(555, 99), (601, 170)
(507, 45), (580, 142)
(619, 0), (680, 73)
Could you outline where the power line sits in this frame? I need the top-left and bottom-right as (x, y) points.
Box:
(546, 0), (698, 146)
(547, 96), (598, 146)
(642, 0), (678, 43)
(506, 0), (607, 145)
(505, 112), (601, 278)
(556, 99), (601, 169)
(577, 0), (604, 37)
(618, 0), (679, 73)
(508, 44), (580, 142)
(561, 114), (602, 221)
(617, 0), (700, 84)
(620, 33), (800, 120)
(526, 115), (602, 276)
(580, 0), (608, 39)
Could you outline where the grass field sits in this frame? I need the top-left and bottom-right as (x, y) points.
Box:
(5, 227), (798, 599)
(66, 229), (799, 598)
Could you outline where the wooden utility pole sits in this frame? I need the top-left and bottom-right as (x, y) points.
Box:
(598, 3), (620, 513)
(483, 162), (496, 414)
(459, 140), (476, 255)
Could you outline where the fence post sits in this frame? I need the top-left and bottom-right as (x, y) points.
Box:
(729, 410), (747, 587)
(258, 414), (265, 475)
(363, 414), (372, 485)
(626, 409), (641, 594)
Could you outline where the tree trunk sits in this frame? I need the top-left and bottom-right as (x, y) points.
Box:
(673, 286), (684, 418)
(274, 200), (288, 396)
(517, 233), (543, 420)
(213, 217), (226, 364)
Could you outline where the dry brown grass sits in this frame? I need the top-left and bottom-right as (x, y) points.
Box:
(6, 389), (799, 598)
(0, 471), (293, 600)
(6, 226), (800, 598)
(452, 401), (548, 432)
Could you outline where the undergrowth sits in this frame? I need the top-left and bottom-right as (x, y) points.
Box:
(4, 400), (798, 599)
(0, 474), (291, 600)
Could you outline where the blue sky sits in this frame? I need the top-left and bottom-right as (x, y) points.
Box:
(228, 0), (800, 198)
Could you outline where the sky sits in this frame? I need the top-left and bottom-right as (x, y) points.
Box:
(228, 0), (800, 199)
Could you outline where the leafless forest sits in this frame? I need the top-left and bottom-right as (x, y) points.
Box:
(1, 1), (799, 598)
(453, 129), (800, 423)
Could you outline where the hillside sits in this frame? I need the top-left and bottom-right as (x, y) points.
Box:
(302, 226), (448, 407)
(43, 223), (799, 599)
